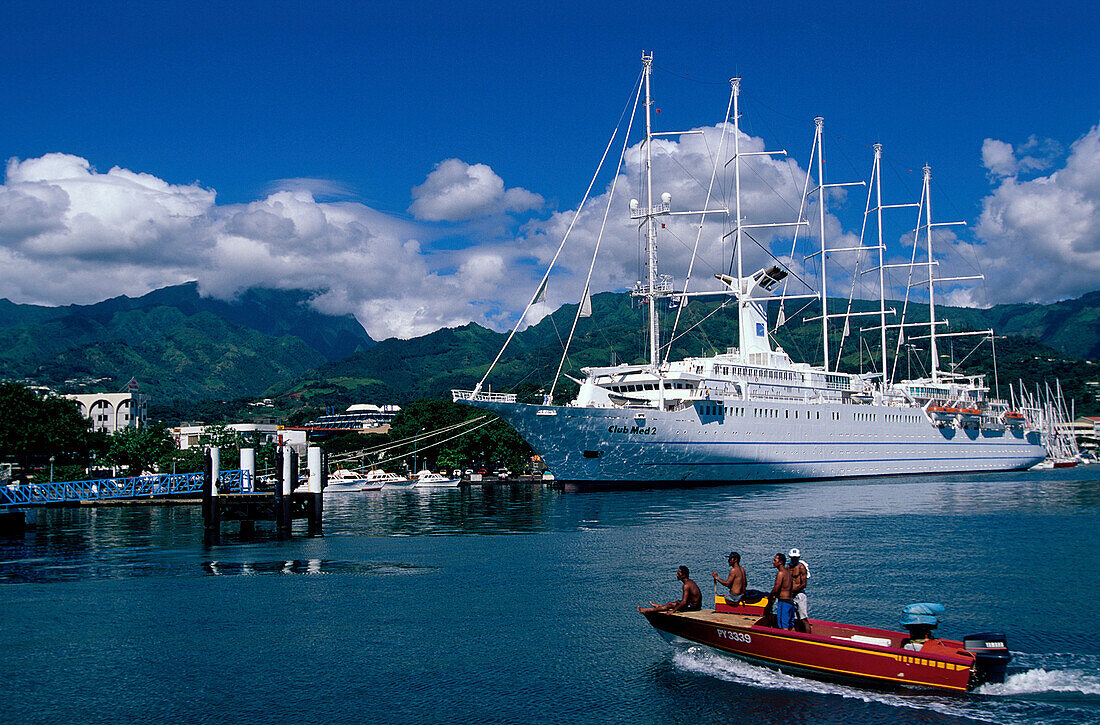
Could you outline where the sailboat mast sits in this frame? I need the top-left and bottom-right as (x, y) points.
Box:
(642, 52), (660, 367)
(874, 143), (888, 385)
(815, 117), (830, 372)
(923, 165), (940, 383)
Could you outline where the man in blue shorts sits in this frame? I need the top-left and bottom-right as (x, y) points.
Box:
(768, 552), (795, 629)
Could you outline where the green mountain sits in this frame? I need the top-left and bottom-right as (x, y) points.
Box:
(0, 283), (375, 402)
(272, 289), (1100, 416)
(929, 291), (1100, 363)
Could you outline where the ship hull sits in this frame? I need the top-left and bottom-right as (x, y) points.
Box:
(463, 399), (1046, 485)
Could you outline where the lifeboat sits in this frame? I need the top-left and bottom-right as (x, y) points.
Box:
(927, 405), (959, 424)
(1003, 411), (1026, 429)
(956, 407), (982, 428)
(640, 593), (1011, 693)
(980, 415), (1005, 431)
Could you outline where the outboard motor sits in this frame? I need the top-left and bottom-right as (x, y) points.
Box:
(900, 602), (945, 644)
(963, 633), (1012, 685)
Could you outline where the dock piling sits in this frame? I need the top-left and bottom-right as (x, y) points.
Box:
(196, 443), (319, 542)
(307, 446), (323, 537)
(283, 447), (297, 538)
(202, 448), (221, 545)
(274, 446), (286, 539)
(240, 447), (255, 492)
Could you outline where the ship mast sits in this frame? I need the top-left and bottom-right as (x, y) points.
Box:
(643, 53), (659, 366)
(874, 144), (888, 385)
(922, 165), (940, 382)
(865, 143), (919, 387)
(631, 51), (672, 368)
(803, 119), (864, 374)
(732, 77), (744, 329)
(910, 164), (976, 384)
(815, 118), (830, 372)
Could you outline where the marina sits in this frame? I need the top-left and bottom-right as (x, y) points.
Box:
(1, 467), (1097, 724)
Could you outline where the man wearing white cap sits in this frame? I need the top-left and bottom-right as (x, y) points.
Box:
(788, 548), (811, 634)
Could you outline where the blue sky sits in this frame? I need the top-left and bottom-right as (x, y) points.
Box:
(2, 1), (1098, 339)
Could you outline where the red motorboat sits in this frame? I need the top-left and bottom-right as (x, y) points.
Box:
(640, 593), (1010, 693)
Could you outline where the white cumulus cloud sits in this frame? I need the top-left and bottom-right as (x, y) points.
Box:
(969, 124), (1100, 303)
(981, 135), (1063, 179)
(409, 158), (543, 221)
(4, 99), (1098, 380)
(0, 155), (523, 339)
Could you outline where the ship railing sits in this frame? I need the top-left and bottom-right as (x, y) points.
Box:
(452, 389), (518, 404)
(0, 470), (252, 506)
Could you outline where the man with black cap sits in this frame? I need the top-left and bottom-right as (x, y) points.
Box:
(788, 547), (811, 634)
(713, 551), (746, 604)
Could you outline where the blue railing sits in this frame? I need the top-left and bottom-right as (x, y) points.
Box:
(0, 470), (253, 506)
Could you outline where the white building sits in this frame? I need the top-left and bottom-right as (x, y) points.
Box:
(63, 391), (149, 433)
(308, 403), (401, 432)
(1073, 416), (1100, 454)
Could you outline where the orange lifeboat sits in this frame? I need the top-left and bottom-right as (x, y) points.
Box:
(927, 405), (958, 423)
(957, 407), (982, 428)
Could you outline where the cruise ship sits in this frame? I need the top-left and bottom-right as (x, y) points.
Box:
(454, 53), (1046, 485)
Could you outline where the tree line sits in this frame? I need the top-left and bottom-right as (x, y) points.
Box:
(0, 383), (533, 483)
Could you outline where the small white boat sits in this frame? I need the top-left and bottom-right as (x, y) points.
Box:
(366, 469), (416, 490)
(325, 469), (370, 493)
(411, 470), (461, 488)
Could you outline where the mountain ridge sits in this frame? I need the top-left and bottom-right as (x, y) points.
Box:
(3, 283), (1097, 414)
(0, 282), (375, 401)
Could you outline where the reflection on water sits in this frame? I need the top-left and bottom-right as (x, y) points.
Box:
(199, 559), (435, 576)
(1, 468), (1097, 585)
(324, 483), (556, 536)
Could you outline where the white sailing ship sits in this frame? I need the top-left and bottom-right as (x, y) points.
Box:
(454, 53), (1046, 485)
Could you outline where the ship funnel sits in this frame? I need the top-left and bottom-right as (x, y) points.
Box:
(756, 265), (788, 291)
(721, 266), (789, 359)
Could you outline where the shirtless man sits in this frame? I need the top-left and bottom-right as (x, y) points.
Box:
(713, 552), (746, 604)
(638, 566), (702, 614)
(788, 547), (811, 634)
(767, 553), (795, 629)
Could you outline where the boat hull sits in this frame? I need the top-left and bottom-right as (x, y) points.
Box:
(642, 609), (978, 693)
(462, 399), (1046, 486)
(411, 478), (461, 488)
(323, 480), (369, 493)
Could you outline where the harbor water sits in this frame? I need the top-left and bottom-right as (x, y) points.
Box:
(1, 467), (1098, 724)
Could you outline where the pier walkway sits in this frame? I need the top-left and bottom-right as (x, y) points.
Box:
(0, 470), (252, 507)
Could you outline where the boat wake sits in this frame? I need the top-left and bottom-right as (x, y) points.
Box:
(978, 653), (1100, 698)
(671, 646), (1100, 724)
